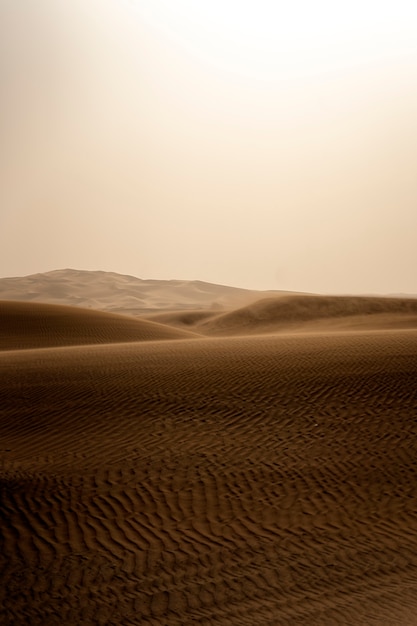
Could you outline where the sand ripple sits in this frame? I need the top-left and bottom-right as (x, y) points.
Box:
(1, 331), (417, 624)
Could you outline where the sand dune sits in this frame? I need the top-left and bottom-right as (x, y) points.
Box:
(197, 294), (417, 335)
(0, 300), (197, 350)
(1, 322), (417, 624)
(0, 268), (298, 314)
(144, 308), (219, 330)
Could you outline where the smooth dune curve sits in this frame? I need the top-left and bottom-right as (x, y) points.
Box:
(0, 300), (198, 350)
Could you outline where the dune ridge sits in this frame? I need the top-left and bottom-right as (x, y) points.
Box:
(1, 327), (417, 624)
(196, 294), (417, 335)
(0, 268), (298, 315)
(0, 300), (197, 350)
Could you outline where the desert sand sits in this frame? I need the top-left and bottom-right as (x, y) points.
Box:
(1, 284), (417, 625)
(0, 268), (300, 315)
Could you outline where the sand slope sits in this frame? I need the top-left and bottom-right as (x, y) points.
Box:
(0, 300), (197, 350)
(197, 294), (417, 335)
(1, 329), (417, 624)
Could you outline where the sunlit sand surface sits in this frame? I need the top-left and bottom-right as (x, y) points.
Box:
(1, 295), (417, 624)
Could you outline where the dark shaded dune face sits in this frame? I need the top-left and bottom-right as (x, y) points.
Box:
(144, 308), (219, 329)
(1, 330), (417, 624)
(0, 300), (197, 350)
(201, 294), (417, 335)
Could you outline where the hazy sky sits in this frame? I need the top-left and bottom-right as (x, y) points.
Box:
(1, 0), (417, 293)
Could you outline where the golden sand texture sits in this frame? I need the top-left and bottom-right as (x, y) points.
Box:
(0, 300), (197, 350)
(1, 317), (417, 624)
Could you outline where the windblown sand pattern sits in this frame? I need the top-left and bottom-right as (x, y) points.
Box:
(1, 298), (417, 624)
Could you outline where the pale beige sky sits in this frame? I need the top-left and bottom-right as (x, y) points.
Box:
(1, 0), (417, 293)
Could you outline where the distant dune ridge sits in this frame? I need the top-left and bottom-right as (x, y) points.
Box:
(1, 268), (417, 337)
(0, 268), (296, 314)
(1, 270), (417, 624)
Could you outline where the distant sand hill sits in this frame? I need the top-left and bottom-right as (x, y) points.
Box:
(2, 272), (417, 624)
(2, 269), (417, 336)
(0, 268), (296, 314)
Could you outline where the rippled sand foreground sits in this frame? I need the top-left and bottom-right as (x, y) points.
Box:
(1, 308), (417, 624)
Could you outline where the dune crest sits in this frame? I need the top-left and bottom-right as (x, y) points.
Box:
(198, 294), (417, 335)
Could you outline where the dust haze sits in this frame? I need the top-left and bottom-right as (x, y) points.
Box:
(1, 0), (417, 293)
